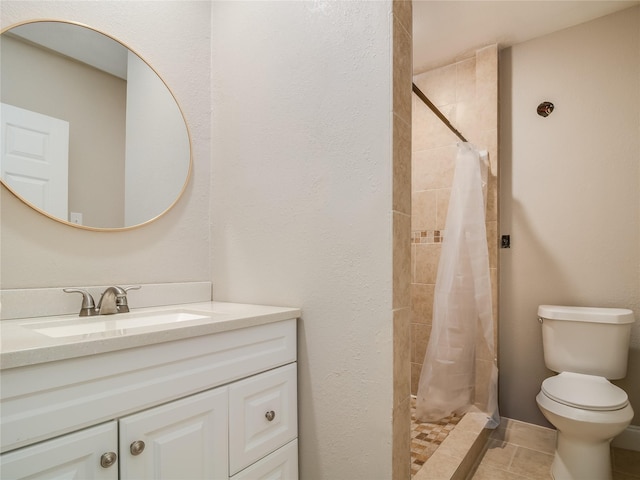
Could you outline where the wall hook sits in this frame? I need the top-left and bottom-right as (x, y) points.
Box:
(537, 101), (554, 117)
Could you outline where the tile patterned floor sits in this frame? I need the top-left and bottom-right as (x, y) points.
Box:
(410, 396), (463, 477)
(411, 405), (640, 480)
(470, 418), (640, 480)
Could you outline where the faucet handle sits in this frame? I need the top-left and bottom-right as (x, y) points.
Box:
(63, 288), (96, 317)
(114, 285), (141, 313)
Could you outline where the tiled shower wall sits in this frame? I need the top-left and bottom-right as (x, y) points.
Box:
(392, 1), (413, 478)
(410, 46), (499, 410)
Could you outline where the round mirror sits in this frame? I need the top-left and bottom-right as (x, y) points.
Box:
(0, 20), (191, 230)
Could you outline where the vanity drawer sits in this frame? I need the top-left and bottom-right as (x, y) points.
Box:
(229, 363), (297, 475)
(231, 439), (298, 480)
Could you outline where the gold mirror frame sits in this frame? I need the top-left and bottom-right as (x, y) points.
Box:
(0, 19), (193, 232)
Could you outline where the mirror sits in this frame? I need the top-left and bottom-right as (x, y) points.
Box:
(0, 20), (191, 231)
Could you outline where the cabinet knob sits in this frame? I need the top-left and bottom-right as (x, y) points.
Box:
(100, 451), (118, 468)
(265, 410), (276, 422)
(130, 440), (146, 456)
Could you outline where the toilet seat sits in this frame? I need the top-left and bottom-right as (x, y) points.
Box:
(541, 372), (628, 411)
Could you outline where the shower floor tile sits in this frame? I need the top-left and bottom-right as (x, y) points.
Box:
(410, 396), (464, 477)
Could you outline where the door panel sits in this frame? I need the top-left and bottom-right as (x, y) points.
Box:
(119, 387), (228, 480)
(0, 421), (117, 480)
(1, 103), (69, 219)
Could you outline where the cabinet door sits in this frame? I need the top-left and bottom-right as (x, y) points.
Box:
(231, 439), (298, 480)
(119, 386), (228, 480)
(229, 363), (297, 475)
(0, 421), (117, 480)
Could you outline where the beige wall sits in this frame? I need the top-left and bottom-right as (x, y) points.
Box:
(410, 46), (499, 411)
(499, 6), (640, 427)
(124, 51), (190, 227)
(1, 34), (126, 227)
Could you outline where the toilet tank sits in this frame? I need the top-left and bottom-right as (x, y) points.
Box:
(538, 305), (635, 379)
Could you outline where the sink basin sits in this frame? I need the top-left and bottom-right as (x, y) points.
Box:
(31, 311), (210, 338)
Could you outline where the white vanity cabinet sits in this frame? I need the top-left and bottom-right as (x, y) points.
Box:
(1, 387), (228, 479)
(0, 316), (298, 480)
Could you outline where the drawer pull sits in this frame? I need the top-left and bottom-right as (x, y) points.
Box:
(265, 410), (276, 422)
(130, 440), (146, 456)
(100, 451), (118, 468)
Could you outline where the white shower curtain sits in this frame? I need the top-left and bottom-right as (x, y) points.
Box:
(415, 142), (499, 428)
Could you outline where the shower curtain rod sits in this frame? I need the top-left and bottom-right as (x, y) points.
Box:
(412, 82), (468, 143)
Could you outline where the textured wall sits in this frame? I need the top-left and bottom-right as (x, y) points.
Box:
(0, 1), (211, 289)
(211, 2), (396, 478)
(500, 6), (640, 427)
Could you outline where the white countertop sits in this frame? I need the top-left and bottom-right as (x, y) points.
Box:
(0, 302), (301, 370)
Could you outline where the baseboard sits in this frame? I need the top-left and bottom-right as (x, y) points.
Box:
(612, 425), (640, 452)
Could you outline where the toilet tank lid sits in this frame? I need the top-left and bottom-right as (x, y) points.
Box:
(538, 305), (635, 324)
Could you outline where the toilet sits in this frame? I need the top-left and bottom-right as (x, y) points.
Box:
(536, 305), (635, 480)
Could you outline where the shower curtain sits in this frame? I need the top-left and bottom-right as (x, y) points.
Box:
(415, 142), (499, 428)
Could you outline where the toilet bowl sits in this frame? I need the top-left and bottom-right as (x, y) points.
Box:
(536, 373), (634, 480)
(536, 305), (635, 480)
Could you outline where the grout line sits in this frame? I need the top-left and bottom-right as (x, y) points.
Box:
(506, 444), (519, 471)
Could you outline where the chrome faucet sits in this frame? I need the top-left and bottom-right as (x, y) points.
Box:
(97, 286), (126, 315)
(64, 286), (141, 316)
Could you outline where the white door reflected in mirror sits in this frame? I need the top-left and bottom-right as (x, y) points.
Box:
(0, 103), (69, 220)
